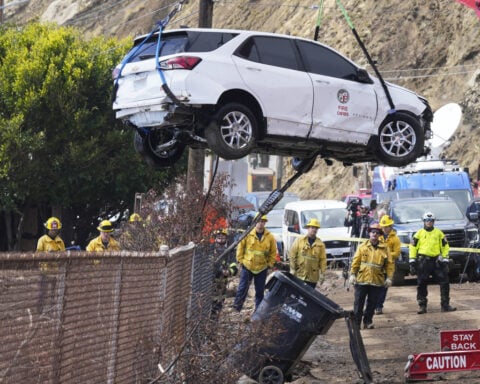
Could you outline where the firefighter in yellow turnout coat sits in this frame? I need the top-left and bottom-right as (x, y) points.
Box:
(375, 215), (401, 314)
(233, 214), (277, 312)
(350, 223), (394, 329)
(86, 220), (121, 252)
(289, 218), (327, 288)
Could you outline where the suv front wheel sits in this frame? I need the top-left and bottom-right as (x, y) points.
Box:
(376, 112), (424, 167)
(205, 102), (257, 160)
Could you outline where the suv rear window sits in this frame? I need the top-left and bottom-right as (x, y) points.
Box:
(128, 31), (238, 62)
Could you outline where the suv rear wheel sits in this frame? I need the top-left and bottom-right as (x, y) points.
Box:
(205, 102), (257, 160)
(134, 129), (185, 169)
(376, 112), (424, 167)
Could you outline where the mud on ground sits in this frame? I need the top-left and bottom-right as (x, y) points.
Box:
(224, 270), (480, 383)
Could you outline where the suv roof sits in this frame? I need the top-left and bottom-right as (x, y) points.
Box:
(285, 199), (347, 211)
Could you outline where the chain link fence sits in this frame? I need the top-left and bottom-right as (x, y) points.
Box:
(0, 243), (214, 383)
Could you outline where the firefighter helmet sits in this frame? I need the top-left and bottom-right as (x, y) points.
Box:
(379, 215), (394, 227)
(368, 223), (383, 234)
(254, 213), (268, 222)
(129, 213), (142, 223)
(44, 217), (62, 230)
(97, 220), (114, 233)
(305, 218), (321, 228)
(213, 228), (228, 237)
(422, 211), (436, 221)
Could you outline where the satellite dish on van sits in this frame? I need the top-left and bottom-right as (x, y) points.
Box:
(428, 103), (462, 159)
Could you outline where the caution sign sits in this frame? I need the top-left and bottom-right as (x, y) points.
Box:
(440, 329), (480, 351)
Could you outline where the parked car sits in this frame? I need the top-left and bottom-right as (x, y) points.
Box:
(466, 197), (480, 226)
(112, 28), (433, 168)
(386, 197), (479, 284)
(244, 191), (300, 212)
(282, 200), (350, 266)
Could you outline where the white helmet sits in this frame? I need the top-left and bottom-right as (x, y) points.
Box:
(422, 211), (436, 221)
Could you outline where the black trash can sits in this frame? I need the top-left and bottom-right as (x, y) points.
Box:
(242, 271), (345, 384)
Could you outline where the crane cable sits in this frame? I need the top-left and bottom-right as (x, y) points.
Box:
(335, 0), (396, 113)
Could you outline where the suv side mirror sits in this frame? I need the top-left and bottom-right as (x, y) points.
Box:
(468, 212), (479, 222)
(357, 68), (373, 84)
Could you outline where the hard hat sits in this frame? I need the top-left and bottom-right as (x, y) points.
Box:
(97, 220), (114, 233)
(129, 213), (142, 223)
(254, 213), (268, 222)
(213, 228), (228, 236)
(379, 215), (394, 227)
(422, 211), (436, 221)
(368, 223), (383, 234)
(305, 218), (321, 228)
(44, 217), (62, 230)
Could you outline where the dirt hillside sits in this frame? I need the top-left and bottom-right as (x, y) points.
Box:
(5, 0), (480, 198)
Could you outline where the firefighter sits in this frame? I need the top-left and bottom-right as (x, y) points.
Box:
(375, 214), (401, 314)
(409, 212), (456, 314)
(233, 214), (277, 312)
(36, 217), (65, 313)
(210, 229), (238, 318)
(86, 220), (121, 251)
(36, 217), (66, 252)
(289, 218), (327, 288)
(349, 223), (394, 329)
(119, 213), (143, 250)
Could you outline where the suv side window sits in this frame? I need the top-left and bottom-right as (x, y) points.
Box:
(296, 40), (359, 81)
(235, 36), (300, 71)
(129, 32), (238, 62)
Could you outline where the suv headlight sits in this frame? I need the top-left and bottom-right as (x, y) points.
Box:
(466, 227), (479, 243)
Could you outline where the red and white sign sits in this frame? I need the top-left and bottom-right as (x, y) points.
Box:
(440, 329), (480, 351)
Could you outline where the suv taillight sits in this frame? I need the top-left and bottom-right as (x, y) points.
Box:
(112, 67), (120, 80)
(160, 56), (202, 70)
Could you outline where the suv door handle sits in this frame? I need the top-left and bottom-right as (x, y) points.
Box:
(315, 79), (330, 85)
(246, 67), (262, 72)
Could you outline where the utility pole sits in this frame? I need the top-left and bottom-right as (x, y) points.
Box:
(186, 0), (213, 191)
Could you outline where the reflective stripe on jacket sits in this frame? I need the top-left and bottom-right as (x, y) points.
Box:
(36, 235), (65, 252)
(289, 235), (326, 283)
(236, 228), (277, 274)
(350, 240), (394, 287)
(86, 236), (121, 252)
(409, 228), (449, 259)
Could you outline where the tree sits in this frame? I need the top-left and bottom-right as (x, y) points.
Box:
(0, 23), (186, 250)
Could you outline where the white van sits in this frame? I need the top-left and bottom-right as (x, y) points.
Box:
(282, 200), (351, 265)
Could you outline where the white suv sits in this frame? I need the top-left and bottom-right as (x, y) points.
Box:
(282, 200), (350, 265)
(112, 28), (433, 168)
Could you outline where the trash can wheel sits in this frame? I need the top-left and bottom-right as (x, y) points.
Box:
(258, 365), (284, 384)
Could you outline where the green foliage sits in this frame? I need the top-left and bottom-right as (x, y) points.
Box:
(0, 22), (186, 248)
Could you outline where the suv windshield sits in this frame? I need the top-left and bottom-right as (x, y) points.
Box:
(392, 200), (464, 224)
(129, 31), (238, 62)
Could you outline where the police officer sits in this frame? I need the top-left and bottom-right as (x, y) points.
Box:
(289, 218), (327, 288)
(409, 212), (456, 314)
(349, 223), (394, 329)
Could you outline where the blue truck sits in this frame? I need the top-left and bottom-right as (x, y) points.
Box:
(372, 160), (473, 213)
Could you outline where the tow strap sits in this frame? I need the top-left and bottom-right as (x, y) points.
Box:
(112, 0), (187, 107)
